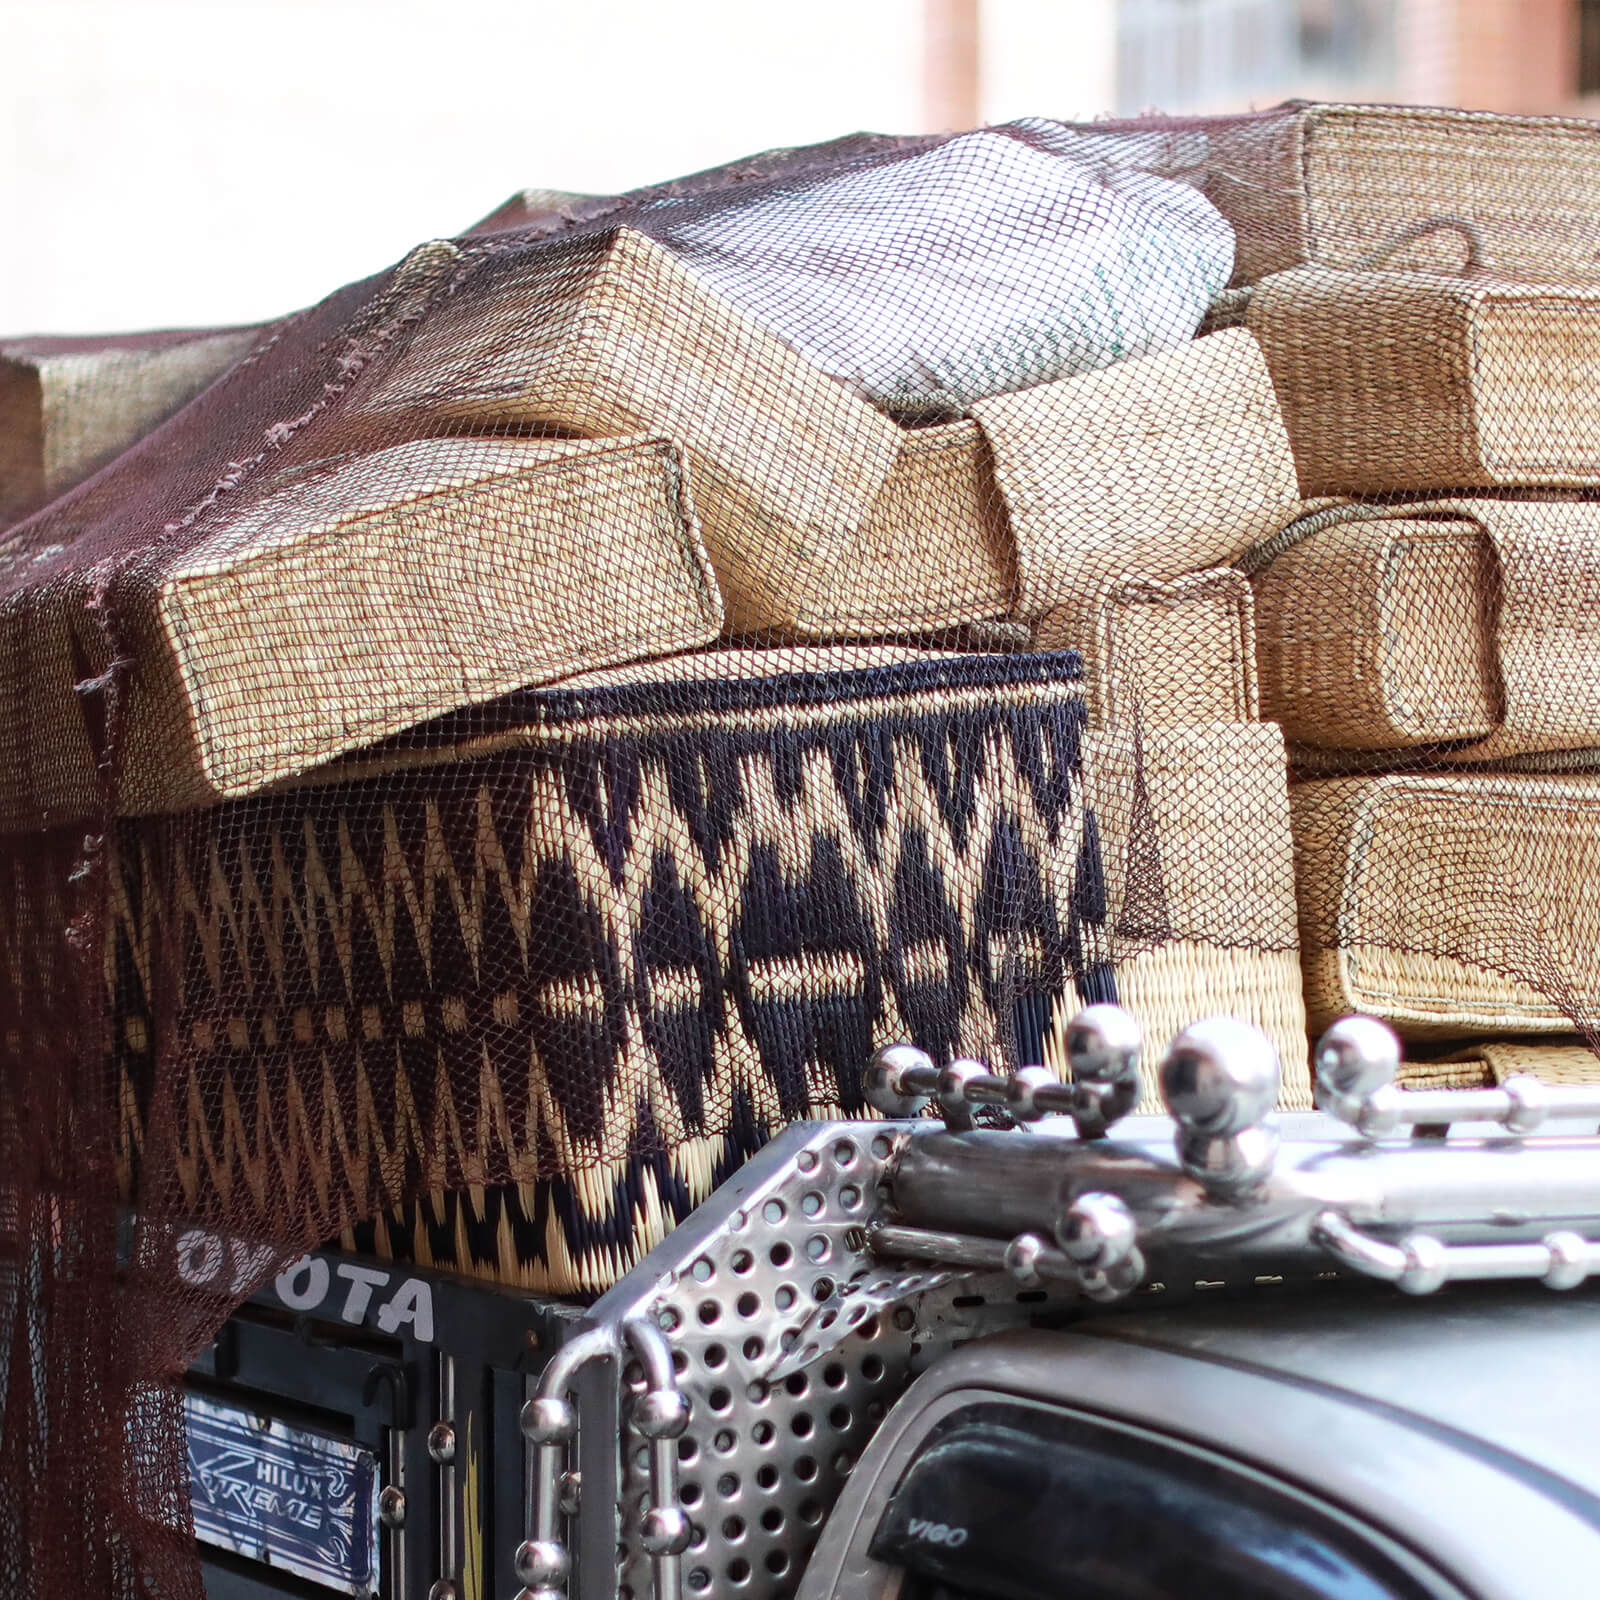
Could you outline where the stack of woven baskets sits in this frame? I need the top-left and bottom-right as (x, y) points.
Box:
(1207, 101), (1600, 1092)
(13, 104), (1600, 1299)
(0, 127), (1327, 1293)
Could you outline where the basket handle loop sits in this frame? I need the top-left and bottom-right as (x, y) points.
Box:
(1355, 214), (1491, 276)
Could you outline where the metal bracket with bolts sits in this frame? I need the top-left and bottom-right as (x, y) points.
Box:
(868, 1006), (1284, 1302)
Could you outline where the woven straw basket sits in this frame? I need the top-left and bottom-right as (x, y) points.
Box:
(1034, 565), (1308, 1097)
(1248, 267), (1600, 495)
(373, 241), (1300, 641)
(1437, 1040), (1600, 1088)
(855, 417), (1016, 634)
(0, 647), (1109, 1292)
(1037, 571), (1307, 1099)
(1087, 720), (1311, 1098)
(1251, 505), (1499, 751)
(1390, 1055), (1497, 1092)
(368, 226), (1014, 639)
(0, 433), (724, 827)
(0, 325), (261, 527)
(1204, 101), (1600, 287)
(975, 327), (1301, 620)
(1251, 498), (1600, 762)
(1037, 566), (1259, 730)
(1293, 772), (1600, 1037)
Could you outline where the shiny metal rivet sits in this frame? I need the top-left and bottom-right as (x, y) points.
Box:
(1355, 1083), (1404, 1140)
(631, 1388), (691, 1440)
(426, 1421), (456, 1464)
(1056, 1192), (1137, 1271)
(865, 1043), (935, 1118)
(640, 1505), (693, 1557)
(378, 1485), (406, 1529)
(1544, 1231), (1590, 1291)
(1397, 1234), (1449, 1296)
(937, 1059), (988, 1113)
(1006, 1064), (1058, 1123)
(1076, 1252), (1145, 1304)
(1314, 1015), (1401, 1118)
(1161, 1016), (1280, 1136)
(1003, 1232), (1047, 1287)
(428, 1582), (457, 1600)
(515, 1539), (572, 1588)
(520, 1395), (578, 1446)
(1503, 1075), (1550, 1137)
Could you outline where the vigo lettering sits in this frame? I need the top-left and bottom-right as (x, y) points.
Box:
(907, 1518), (970, 1548)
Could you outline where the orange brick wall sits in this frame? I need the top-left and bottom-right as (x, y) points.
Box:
(1399, 0), (1577, 113)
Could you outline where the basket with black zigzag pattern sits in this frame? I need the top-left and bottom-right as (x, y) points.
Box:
(2, 646), (1106, 1293)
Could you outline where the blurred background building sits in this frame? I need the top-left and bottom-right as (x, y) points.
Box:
(0, 0), (1592, 333)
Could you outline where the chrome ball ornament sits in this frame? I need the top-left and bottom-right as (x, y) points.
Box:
(520, 1395), (578, 1446)
(1057, 1191), (1138, 1270)
(1314, 1015), (1401, 1118)
(631, 1388), (691, 1440)
(1161, 1016), (1280, 1135)
(1005, 1063), (1059, 1122)
(1064, 1002), (1143, 1135)
(1161, 1016), (1281, 1196)
(1065, 1002), (1143, 1086)
(864, 1042), (936, 1118)
(1003, 1231), (1048, 1287)
(640, 1505), (693, 1556)
(938, 1058), (990, 1116)
(515, 1539), (571, 1588)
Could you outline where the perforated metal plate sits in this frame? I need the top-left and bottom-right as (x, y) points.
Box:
(576, 1121), (1081, 1600)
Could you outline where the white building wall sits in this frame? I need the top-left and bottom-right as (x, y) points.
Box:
(980, 0), (1119, 125)
(2, 0), (1439, 338)
(0, 0), (927, 333)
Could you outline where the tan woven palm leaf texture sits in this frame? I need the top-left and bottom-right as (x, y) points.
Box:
(5, 104), (1600, 1596)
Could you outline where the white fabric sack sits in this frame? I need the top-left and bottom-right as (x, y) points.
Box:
(646, 120), (1234, 419)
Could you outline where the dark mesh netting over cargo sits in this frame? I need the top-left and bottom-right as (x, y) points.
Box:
(8, 99), (1600, 1594)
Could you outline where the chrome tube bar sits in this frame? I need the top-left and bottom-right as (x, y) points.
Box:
(874, 1009), (1600, 1302)
(622, 1317), (691, 1600)
(869, 1223), (1019, 1275)
(867, 1004), (1143, 1140)
(1314, 1211), (1600, 1294)
(890, 1127), (1600, 1244)
(1315, 1016), (1600, 1135)
(517, 1326), (619, 1600)
(865, 1048), (1012, 1131)
(871, 1192), (1146, 1303)
(1342, 1079), (1600, 1139)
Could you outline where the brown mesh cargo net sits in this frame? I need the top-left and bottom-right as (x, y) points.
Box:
(7, 100), (1600, 1594)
